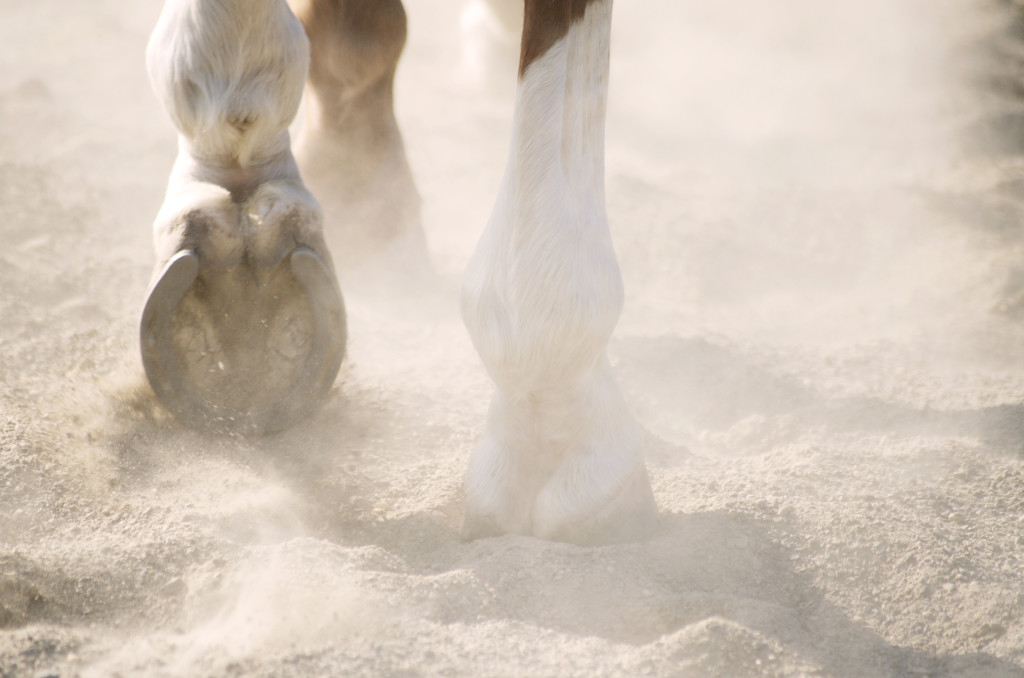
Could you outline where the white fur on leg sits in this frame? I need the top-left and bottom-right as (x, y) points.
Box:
(462, 392), (533, 538)
(530, 359), (655, 542)
(461, 0), (657, 543)
(151, 152), (323, 273)
(462, 357), (657, 543)
(147, 0), (309, 170)
(143, 0), (345, 433)
(147, 0), (321, 266)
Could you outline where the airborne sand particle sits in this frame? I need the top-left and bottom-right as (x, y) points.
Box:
(2, 0), (1024, 676)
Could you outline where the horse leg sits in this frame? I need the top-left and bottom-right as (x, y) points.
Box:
(143, 0), (345, 433)
(461, 0), (658, 543)
(289, 0), (425, 269)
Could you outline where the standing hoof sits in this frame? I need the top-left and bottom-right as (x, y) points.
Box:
(140, 247), (346, 434)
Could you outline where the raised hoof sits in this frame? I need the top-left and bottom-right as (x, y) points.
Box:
(140, 247), (346, 434)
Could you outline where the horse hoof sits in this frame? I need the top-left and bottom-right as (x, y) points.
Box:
(139, 247), (346, 434)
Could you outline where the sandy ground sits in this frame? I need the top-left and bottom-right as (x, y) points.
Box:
(3, 0), (1024, 676)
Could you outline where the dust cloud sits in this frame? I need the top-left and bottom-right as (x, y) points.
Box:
(3, 0), (1024, 676)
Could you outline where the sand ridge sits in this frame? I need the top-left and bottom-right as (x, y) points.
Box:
(2, 0), (1024, 676)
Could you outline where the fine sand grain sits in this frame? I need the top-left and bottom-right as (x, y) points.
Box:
(3, 1), (1024, 676)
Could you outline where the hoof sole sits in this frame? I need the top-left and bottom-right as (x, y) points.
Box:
(140, 248), (346, 434)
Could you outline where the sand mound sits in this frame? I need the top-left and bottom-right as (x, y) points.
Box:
(2, 0), (1024, 676)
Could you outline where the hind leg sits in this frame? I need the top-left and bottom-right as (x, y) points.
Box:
(142, 174), (345, 434)
(289, 0), (425, 268)
(144, 0), (345, 433)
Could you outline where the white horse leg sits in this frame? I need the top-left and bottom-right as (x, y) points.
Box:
(143, 0), (345, 433)
(461, 0), (657, 543)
